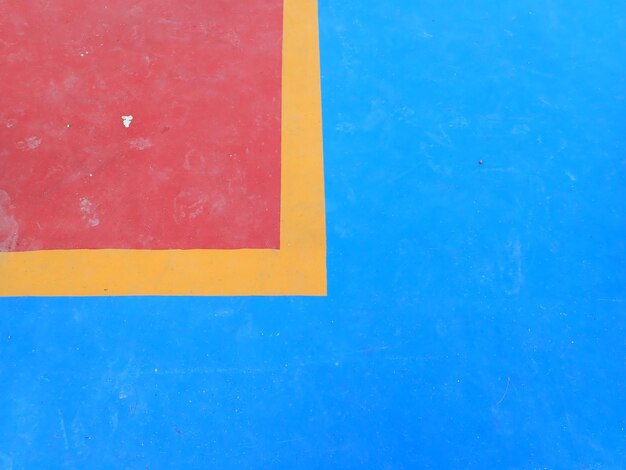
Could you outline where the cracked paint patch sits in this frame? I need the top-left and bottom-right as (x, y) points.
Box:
(0, 190), (18, 251)
(79, 197), (100, 227)
(129, 137), (153, 150)
(16, 136), (42, 151)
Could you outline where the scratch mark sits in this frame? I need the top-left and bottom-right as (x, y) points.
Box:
(494, 377), (511, 408)
(425, 125), (453, 148)
(505, 238), (523, 295)
(58, 409), (69, 451)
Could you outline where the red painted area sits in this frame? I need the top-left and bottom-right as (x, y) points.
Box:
(0, 0), (282, 250)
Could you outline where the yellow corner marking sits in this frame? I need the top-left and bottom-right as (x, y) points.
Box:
(0, 0), (326, 296)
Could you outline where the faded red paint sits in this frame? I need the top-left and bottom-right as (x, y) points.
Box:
(0, 0), (282, 250)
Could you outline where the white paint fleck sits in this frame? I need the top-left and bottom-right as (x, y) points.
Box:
(6, 118), (16, 128)
(16, 136), (42, 151)
(565, 171), (576, 182)
(79, 197), (100, 227)
(122, 115), (133, 128)
(129, 137), (153, 150)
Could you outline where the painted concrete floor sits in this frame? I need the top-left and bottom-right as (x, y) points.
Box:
(1, 0), (626, 468)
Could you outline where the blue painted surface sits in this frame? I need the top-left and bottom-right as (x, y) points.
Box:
(1, 1), (626, 467)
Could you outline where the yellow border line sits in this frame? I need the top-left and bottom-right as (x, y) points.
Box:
(0, 0), (326, 296)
